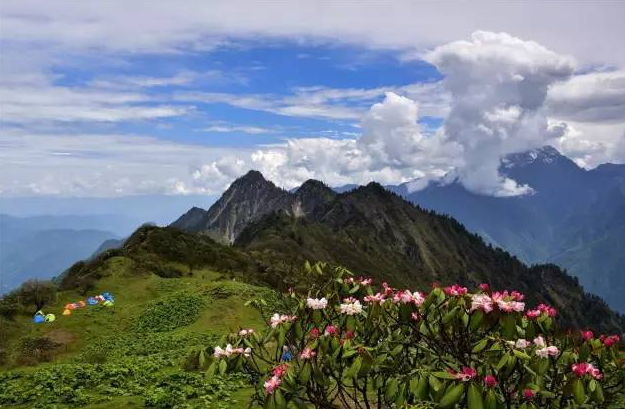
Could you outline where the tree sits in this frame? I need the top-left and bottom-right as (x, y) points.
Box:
(16, 280), (57, 313)
(198, 264), (625, 409)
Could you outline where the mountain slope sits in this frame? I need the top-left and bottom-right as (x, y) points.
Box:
(392, 146), (625, 311)
(233, 181), (623, 331)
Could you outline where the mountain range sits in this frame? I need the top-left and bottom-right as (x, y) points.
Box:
(387, 146), (625, 312)
(171, 168), (623, 331)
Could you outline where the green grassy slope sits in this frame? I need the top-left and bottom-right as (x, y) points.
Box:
(0, 257), (276, 408)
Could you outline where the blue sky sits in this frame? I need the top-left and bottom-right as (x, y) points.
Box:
(1, 1), (624, 198)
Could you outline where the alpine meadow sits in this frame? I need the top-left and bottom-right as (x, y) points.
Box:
(1, 2), (625, 409)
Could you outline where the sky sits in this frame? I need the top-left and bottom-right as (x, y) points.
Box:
(1, 1), (624, 199)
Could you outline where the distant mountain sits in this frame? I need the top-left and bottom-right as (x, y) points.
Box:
(0, 214), (128, 293)
(389, 146), (625, 312)
(171, 170), (624, 332)
(172, 171), (336, 243)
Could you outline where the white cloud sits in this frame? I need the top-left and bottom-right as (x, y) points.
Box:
(1, 1), (624, 66)
(425, 31), (575, 196)
(547, 70), (625, 123)
(203, 125), (276, 135)
(0, 128), (248, 196)
(190, 92), (457, 191)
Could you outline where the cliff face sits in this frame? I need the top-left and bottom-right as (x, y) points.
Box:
(171, 171), (336, 243)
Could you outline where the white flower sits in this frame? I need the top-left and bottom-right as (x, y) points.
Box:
(533, 336), (546, 348)
(340, 298), (363, 315)
(515, 339), (531, 349)
(243, 347), (252, 357)
(306, 297), (328, 310)
(239, 328), (254, 336)
(214, 346), (225, 358)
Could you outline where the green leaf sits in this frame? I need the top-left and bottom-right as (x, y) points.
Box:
(572, 379), (586, 405)
(484, 389), (498, 409)
(513, 350), (531, 360)
(438, 383), (465, 408)
(592, 383), (604, 403)
(345, 356), (362, 379)
(432, 371), (457, 380)
(429, 375), (443, 392)
(274, 389), (286, 409)
(472, 338), (488, 353)
(299, 362), (311, 384)
(410, 376), (430, 400)
(469, 310), (484, 332)
(467, 383), (484, 409)
(385, 378), (399, 402)
(442, 306), (459, 325)
(502, 314), (517, 339)
(198, 349), (207, 368)
(219, 359), (227, 375)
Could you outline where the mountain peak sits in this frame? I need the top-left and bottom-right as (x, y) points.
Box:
(233, 169), (269, 185)
(502, 146), (566, 168)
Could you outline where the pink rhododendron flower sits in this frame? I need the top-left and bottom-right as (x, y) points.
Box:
(602, 334), (620, 348)
(264, 376), (282, 394)
(324, 325), (339, 336)
(239, 328), (254, 336)
(484, 375), (497, 388)
(580, 330), (594, 341)
(536, 345), (559, 358)
(470, 293), (494, 313)
(523, 389), (535, 400)
(344, 330), (355, 339)
(340, 297), (363, 315)
(392, 290), (425, 306)
(270, 313), (297, 328)
(306, 297), (328, 310)
(491, 292), (525, 312)
(510, 291), (525, 301)
(572, 362), (603, 379)
(300, 347), (316, 360)
(214, 344), (251, 358)
(444, 284), (468, 296)
(359, 277), (373, 286)
(343, 277), (355, 284)
(453, 367), (477, 381)
(309, 328), (320, 339)
(272, 364), (288, 378)
(526, 309), (541, 319)
(363, 292), (386, 304)
(479, 283), (490, 292)
(537, 303), (557, 317)
(382, 282), (394, 296)
(411, 312), (420, 321)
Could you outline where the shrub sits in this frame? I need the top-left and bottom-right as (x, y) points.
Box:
(134, 292), (204, 332)
(206, 264), (625, 409)
(14, 279), (57, 313)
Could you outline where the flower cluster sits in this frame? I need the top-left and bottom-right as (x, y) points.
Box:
(572, 362), (603, 379)
(264, 364), (288, 394)
(491, 291), (525, 313)
(339, 297), (363, 315)
(507, 339), (531, 349)
(214, 344), (252, 358)
(363, 292), (386, 304)
(238, 328), (255, 336)
(526, 303), (557, 318)
(580, 330), (594, 341)
(392, 289), (425, 306)
(270, 313), (297, 328)
(343, 276), (373, 286)
(300, 347), (316, 360)
(470, 291), (525, 313)
(444, 284), (468, 297)
(533, 336), (559, 358)
(451, 366), (477, 381)
(324, 325), (339, 336)
(306, 297), (328, 310)
(601, 334), (620, 348)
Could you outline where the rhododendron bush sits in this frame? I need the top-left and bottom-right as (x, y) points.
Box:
(203, 265), (625, 408)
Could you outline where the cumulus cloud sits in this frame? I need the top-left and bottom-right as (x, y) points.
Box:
(547, 69), (625, 123)
(425, 31), (575, 196)
(189, 92), (457, 191)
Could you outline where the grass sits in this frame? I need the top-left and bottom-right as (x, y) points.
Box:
(0, 257), (272, 408)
